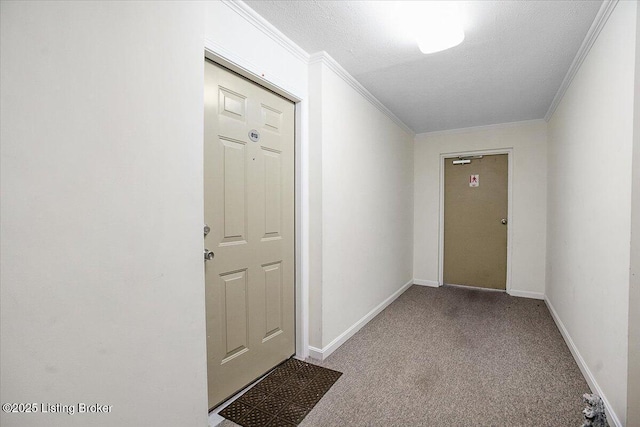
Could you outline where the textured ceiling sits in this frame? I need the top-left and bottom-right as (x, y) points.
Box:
(244, 0), (603, 133)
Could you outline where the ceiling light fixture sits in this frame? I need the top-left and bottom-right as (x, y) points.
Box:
(405, 1), (465, 54)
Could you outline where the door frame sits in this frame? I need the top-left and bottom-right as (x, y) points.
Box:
(438, 148), (514, 294)
(204, 47), (309, 360)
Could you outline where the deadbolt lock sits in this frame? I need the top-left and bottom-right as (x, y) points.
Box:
(501, 219), (508, 225)
(204, 224), (211, 237)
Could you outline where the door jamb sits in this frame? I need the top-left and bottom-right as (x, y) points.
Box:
(203, 47), (309, 360)
(438, 148), (514, 294)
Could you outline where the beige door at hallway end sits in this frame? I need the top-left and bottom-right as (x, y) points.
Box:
(443, 154), (508, 290)
(204, 61), (295, 409)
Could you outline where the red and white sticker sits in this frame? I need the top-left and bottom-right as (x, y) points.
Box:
(469, 174), (479, 187)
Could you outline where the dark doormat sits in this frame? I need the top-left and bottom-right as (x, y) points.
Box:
(219, 358), (342, 427)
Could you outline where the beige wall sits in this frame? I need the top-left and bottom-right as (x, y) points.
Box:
(308, 54), (414, 352)
(413, 120), (547, 298)
(546, 2), (637, 424)
(0, 2), (208, 426)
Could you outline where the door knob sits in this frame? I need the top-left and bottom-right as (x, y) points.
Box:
(501, 218), (508, 225)
(204, 249), (215, 261)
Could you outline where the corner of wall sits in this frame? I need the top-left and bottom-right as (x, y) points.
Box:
(307, 57), (324, 351)
(308, 279), (414, 361)
(543, 0), (620, 122)
(307, 51), (414, 137)
(626, 3), (640, 424)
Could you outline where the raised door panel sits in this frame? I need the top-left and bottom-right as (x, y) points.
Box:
(262, 148), (282, 240)
(220, 138), (248, 245)
(261, 104), (282, 134)
(219, 87), (246, 122)
(262, 262), (283, 342)
(220, 270), (249, 363)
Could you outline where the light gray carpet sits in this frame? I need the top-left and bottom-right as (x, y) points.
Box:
(219, 285), (590, 426)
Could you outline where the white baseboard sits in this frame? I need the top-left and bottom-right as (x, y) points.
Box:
(508, 289), (544, 300)
(413, 279), (440, 287)
(308, 279), (414, 361)
(307, 345), (323, 361)
(544, 297), (622, 427)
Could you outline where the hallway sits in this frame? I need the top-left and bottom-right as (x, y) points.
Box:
(2, 2), (638, 426)
(221, 285), (588, 426)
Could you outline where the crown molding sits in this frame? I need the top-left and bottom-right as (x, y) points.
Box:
(544, 0), (619, 122)
(222, 0), (310, 64)
(309, 51), (415, 136)
(221, 2), (414, 136)
(416, 119), (545, 138)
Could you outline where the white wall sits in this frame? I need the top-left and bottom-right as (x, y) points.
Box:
(628, 4), (640, 425)
(204, 1), (308, 98)
(308, 60), (325, 349)
(1, 4), (414, 423)
(413, 121), (547, 297)
(0, 2), (208, 426)
(308, 54), (414, 353)
(546, 2), (637, 425)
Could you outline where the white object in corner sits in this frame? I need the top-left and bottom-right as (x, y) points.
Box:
(308, 279), (414, 361)
(413, 279), (440, 287)
(544, 297), (622, 427)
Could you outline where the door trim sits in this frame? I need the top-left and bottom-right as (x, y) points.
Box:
(205, 48), (301, 103)
(204, 46), (309, 361)
(438, 148), (514, 294)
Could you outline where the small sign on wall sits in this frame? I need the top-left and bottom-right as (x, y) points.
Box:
(469, 174), (479, 187)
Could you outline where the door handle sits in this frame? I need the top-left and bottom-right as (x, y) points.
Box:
(204, 249), (215, 261)
(501, 219), (507, 225)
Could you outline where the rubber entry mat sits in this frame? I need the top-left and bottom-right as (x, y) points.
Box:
(219, 359), (342, 426)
